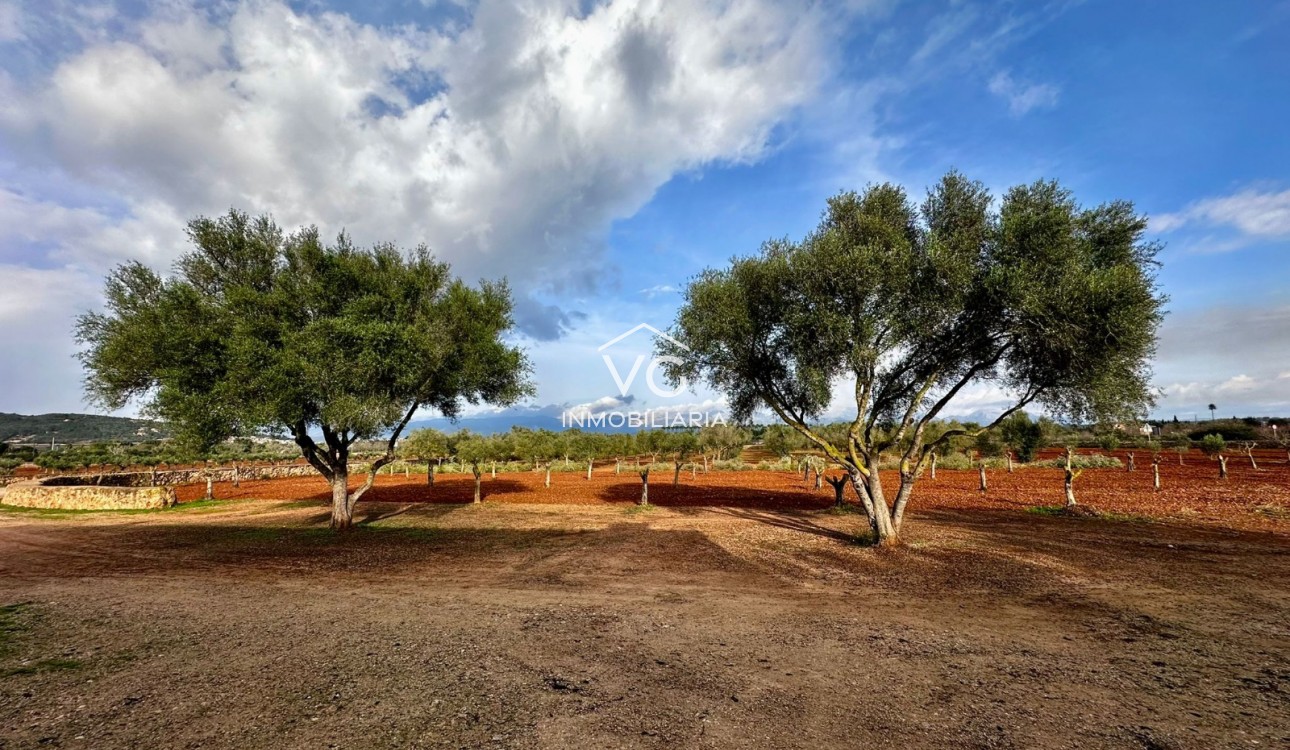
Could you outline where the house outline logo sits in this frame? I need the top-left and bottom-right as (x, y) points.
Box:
(597, 323), (688, 398)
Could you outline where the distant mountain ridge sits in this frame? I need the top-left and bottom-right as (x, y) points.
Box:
(0, 412), (170, 445)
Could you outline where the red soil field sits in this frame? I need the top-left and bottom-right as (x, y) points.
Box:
(177, 448), (1290, 533)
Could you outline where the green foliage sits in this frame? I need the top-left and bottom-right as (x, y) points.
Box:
(1187, 423), (1258, 442)
(998, 412), (1051, 462)
(1096, 433), (1120, 451)
(698, 423), (750, 460)
(1199, 433), (1227, 456)
(761, 424), (805, 458)
(400, 428), (449, 460)
(973, 430), (1005, 458)
(75, 210), (532, 511)
(658, 171), (1164, 541)
(1032, 453), (1123, 469)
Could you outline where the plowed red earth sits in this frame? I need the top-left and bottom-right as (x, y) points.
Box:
(3, 449), (1286, 749)
(176, 448), (1290, 532)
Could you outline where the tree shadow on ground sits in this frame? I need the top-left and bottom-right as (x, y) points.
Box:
(304, 479), (531, 505)
(700, 506), (860, 543)
(594, 480), (832, 510)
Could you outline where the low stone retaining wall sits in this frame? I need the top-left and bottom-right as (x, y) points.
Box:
(3, 478), (177, 510)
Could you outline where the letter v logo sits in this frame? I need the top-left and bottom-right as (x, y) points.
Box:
(602, 354), (646, 396)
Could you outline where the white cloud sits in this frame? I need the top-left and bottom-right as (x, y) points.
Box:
(987, 70), (1058, 116)
(1, 0), (834, 338)
(1151, 188), (1290, 241)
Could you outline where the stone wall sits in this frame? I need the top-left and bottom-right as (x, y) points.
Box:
(3, 479), (177, 510)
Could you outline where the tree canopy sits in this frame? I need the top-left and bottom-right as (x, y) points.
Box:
(76, 210), (532, 528)
(658, 171), (1165, 544)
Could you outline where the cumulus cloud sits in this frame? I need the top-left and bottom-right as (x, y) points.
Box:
(987, 70), (1059, 116)
(1150, 187), (1290, 242)
(1, 0), (832, 340)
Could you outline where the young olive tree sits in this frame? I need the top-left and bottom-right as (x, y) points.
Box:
(401, 428), (449, 484)
(76, 211), (532, 530)
(658, 172), (1163, 545)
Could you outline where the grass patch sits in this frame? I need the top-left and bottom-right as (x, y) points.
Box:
(0, 602), (32, 658)
(1026, 505), (1152, 523)
(1025, 505), (1067, 517)
(625, 503), (656, 515)
(824, 502), (864, 516)
(3, 658), (83, 677)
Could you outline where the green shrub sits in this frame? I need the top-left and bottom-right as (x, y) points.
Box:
(1199, 433), (1227, 456)
(1033, 453), (1123, 469)
(1188, 423), (1258, 442)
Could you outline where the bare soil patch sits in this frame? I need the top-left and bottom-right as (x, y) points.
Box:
(1, 465), (1287, 749)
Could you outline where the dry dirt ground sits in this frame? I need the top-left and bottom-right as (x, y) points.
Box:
(0, 466), (1287, 749)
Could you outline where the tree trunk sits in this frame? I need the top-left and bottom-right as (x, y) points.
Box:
(330, 471), (352, 530)
(1178, 450), (1185, 466)
(813, 466), (822, 490)
(427, 464), (435, 486)
(492, 461), (497, 479)
(233, 463), (241, 488)
(472, 464), (482, 503)
(1006, 452), (1014, 473)
(1063, 448), (1077, 508)
(826, 475), (848, 507)
(1127, 453), (1135, 472)
(691, 463), (697, 479)
(929, 451), (936, 480)
(978, 463), (987, 494)
(544, 464), (552, 488)
(848, 462), (896, 545)
(639, 468), (650, 506)
(205, 474), (214, 501)
(1247, 449), (1258, 470)
(149, 467), (156, 486)
(703, 455), (709, 472)
(404, 463), (409, 478)
(1218, 455), (1228, 479)
(615, 458), (621, 476)
(802, 461), (810, 482)
(1153, 461), (1161, 491)
(673, 460), (682, 486)
(587, 459), (593, 480)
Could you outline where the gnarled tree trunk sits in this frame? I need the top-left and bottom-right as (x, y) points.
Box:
(586, 459), (593, 480)
(826, 475), (848, 507)
(427, 463), (435, 486)
(929, 451), (936, 480)
(673, 459), (682, 486)
(472, 463), (482, 503)
(639, 467), (650, 506)
(1127, 453), (1135, 472)
(978, 463), (987, 494)
(544, 464), (551, 488)
(330, 470), (351, 529)
(1218, 455), (1228, 479)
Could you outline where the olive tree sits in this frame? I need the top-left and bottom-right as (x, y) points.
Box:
(76, 210), (531, 530)
(659, 172), (1163, 545)
(698, 423), (750, 462)
(401, 428), (449, 484)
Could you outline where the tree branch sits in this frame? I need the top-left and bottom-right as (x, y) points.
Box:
(347, 401), (419, 508)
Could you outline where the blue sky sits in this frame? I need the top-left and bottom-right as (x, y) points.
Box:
(1, 0), (1288, 426)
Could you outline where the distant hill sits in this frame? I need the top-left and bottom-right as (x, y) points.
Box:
(0, 412), (170, 445)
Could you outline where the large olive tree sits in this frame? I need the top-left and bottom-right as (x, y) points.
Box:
(76, 210), (532, 529)
(658, 172), (1164, 545)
